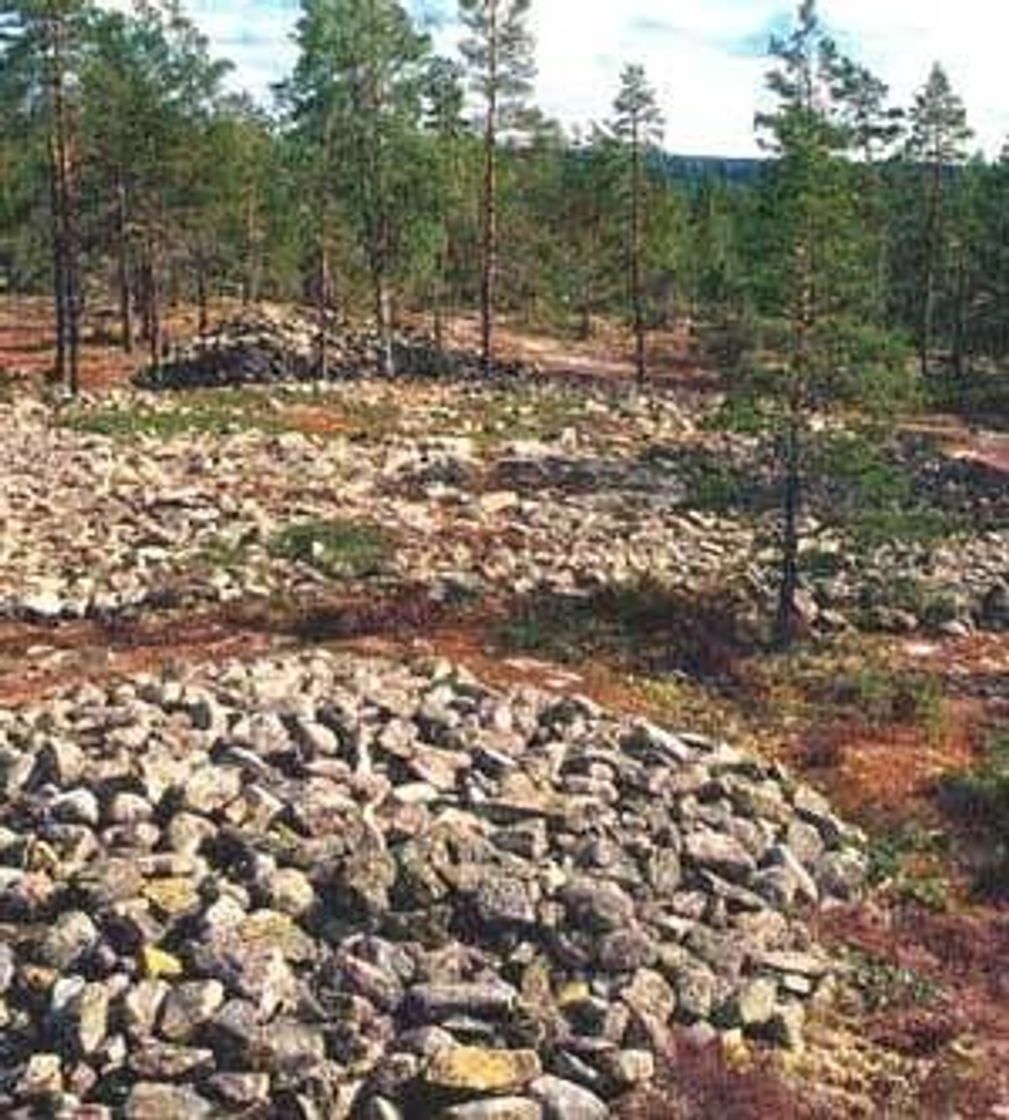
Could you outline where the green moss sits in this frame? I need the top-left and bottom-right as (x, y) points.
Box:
(61, 390), (288, 439)
(268, 518), (393, 580)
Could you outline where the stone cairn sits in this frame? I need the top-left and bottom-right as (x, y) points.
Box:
(0, 650), (866, 1118)
(134, 311), (532, 392)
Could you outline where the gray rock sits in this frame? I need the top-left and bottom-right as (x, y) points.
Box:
(124, 1082), (214, 1119)
(40, 911), (99, 970)
(159, 980), (226, 1042)
(683, 830), (756, 881)
(596, 927), (658, 973)
(560, 879), (635, 933)
(63, 982), (110, 1056)
(407, 982), (518, 1023)
(438, 1099), (542, 1120)
(816, 850), (867, 900)
(129, 1042), (216, 1080)
(476, 874), (537, 926)
(530, 1074), (609, 1120)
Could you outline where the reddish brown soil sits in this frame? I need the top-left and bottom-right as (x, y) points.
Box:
(444, 312), (717, 392)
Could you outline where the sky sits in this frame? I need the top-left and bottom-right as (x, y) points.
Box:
(170, 0), (1007, 158)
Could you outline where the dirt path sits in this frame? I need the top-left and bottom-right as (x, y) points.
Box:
(906, 414), (1009, 475)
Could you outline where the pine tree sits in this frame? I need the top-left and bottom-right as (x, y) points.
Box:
(459, 0), (535, 374)
(903, 63), (972, 378)
(1, 0), (90, 391)
(611, 63), (664, 383)
(751, 0), (910, 647)
(421, 55), (468, 351)
(830, 55), (903, 319)
(288, 0), (431, 377)
(82, 2), (228, 362)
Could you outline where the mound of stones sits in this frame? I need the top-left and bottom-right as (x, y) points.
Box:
(0, 650), (866, 1118)
(135, 310), (533, 391)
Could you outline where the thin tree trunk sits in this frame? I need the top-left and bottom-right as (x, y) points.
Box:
(47, 140), (68, 385)
(920, 263), (935, 380)
(480, 3), (499, 376)
(631, 120), (646, 384)
(317, 234), (329, 379)
(196, 251), (209, 335)
(578, 295), (592, 341)
(52, 11), (81, 395)
(775, 400), (802, 648)
(242, 184), (259, 307)
(920, 163), (942, 380)
(775, 237), (813, 650)
(65, 148), (81, 396)
(116, 176), (133, 353)
(375, 268), (394, 378)
(46, 9), (73, 389)
(433, 241), (447, 354)
(147, 233), (161, 368)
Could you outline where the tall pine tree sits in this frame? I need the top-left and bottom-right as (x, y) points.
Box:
(611, 64), (664, 383)
(459, 0), (535, 373)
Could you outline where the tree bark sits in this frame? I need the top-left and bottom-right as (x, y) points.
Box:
(775, 399), (802, 649)
(196, 250), (209, 335)
(479, 1), (499, 376)
(45, 7), (76, 390)
(317, 234), (330, 379)
(631, 118), (646, 384)
(47, 139), (68, 385)
(920, 161), (943, 380)
(775, 236), (813, 650)
(242, 183), (260, 306)
(146, 232), (162, 368)
(116, 175), (133, 352)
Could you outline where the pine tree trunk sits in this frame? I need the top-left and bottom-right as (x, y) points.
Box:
(375, 270), (394, 378)
(433, 240), (448, 354)
(920, 262), (935, 380)
(480, 4), (499, 376)
(775, 236), (813, 650)
(920, 163), (943, 380)
(65, 148), (81, 396)
(196, 251), (209, 335)
(579, 295), (592, 341)
(243, 185), (259, 307)
(775, 401), (802, 649)
(317, 234), (329, 379)
(46, 11), (73, 389)
(147, 234), (162, 368)
(47, 140), (68, 386)
(631, 121), (646, 384)
(116, 176), (133, 353)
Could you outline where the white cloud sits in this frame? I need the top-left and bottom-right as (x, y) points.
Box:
(112, 0), (1007, 156)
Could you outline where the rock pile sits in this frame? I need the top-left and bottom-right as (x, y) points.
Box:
(0, 650), (866, 1118)
(134, 310), (534, 391)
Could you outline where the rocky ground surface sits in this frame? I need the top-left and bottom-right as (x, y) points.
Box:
(0, 375), (1005, 634)
(0, 648), (866, 1118)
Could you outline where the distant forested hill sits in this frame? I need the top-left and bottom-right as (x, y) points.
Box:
(654, 154), (769, 187)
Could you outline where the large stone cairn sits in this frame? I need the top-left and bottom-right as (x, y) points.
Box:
(0, 651), (866, 1117)
(134, 310), (533, 391)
